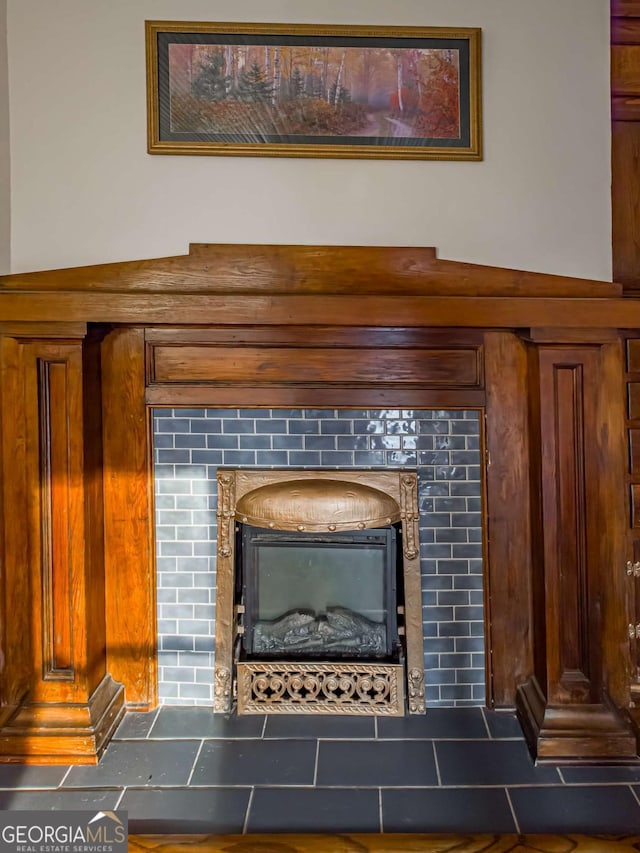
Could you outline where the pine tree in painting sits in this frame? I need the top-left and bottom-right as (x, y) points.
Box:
(191, 50), (229, 100)
(237, 62), (274, 102)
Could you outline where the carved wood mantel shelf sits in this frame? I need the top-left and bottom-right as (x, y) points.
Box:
(0, 243), (638, 764)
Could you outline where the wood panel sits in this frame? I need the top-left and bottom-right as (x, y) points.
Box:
(483, 332), (534, 707)
(0, 336), (124, 763)
(145, 326), (485, 348)
(0, 337), (30, 717)
(614, 0), (640, 15)
(38, 359), (74, 677)
(102, 328), (156, 709)
(146, 385), (485, 409)
(149, 345), (481, 387)
(595, 340), (630, 709)
(517, 339), (636, 762)
(146, 326), (485, 405)
(3, 292), (640, 328)
(0, 243), (620, 297)
(543, 360), (591, 701)
(612, 0), (640, 288)
(625, 335), (640, 698)
(612, 44), (640, 95)
(613, 123), (640, 288)
(23, 343), (87, 704)
(612, 15), (640, 43)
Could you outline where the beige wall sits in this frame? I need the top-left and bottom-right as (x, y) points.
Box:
(0, 0), (9, 275)
(6, 0), (611, 279)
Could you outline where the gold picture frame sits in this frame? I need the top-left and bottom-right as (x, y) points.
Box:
(146, 21), (482, 161)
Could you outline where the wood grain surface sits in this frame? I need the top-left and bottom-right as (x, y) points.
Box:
(127, 834), (640, 853)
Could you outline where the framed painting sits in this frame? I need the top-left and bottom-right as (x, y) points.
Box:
(146, 21), (482, 161)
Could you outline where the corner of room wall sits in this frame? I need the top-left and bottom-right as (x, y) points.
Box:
(0, 0), (10, 275)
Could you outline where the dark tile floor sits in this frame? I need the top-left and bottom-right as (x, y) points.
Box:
(1, 707), (640, 835)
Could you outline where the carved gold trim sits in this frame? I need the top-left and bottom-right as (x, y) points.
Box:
(217, 472), (235, 558)
(400, 474), (419, 561)
(398, 472), (425, 714)
(237, 662), (404, 715)
(408, 667), (426, 715)
(213, 472), (237, 713)
(213, 665), (232, 713)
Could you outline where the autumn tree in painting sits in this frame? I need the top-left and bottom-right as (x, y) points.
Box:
(168, 41), (461, 139)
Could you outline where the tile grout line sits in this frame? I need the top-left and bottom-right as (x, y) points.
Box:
(629, 784), (640, 808)
(374, 717), (378, 740)
(479, 706), (492, 738)
(261, 716), (268, 739)
(557, 767), (566, 784)
(185, 739), (205, 787)
(242, 787), (255, 834)
(57, 766), (73, 788)
(313, 740), (320, 786)
(145, 707), (161, 739)
(378, 788), (384, 833)
(114, 788), (127, 810)
(504, 787), (521, 834)
(67, 780), (640, 791)
(431, 741), (442, 787)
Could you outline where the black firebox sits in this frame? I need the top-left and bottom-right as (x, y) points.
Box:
(237, 524), (401, 662)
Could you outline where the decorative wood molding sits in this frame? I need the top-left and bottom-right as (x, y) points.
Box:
(102, 328), (156, 710)
(517, 676), (637, 763)
(38, 357), (74, 679)
(0, 243), (621, 297)
(0, 674), (124, 764)
(0, 244), (638, 763)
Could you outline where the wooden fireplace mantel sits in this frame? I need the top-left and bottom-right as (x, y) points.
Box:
(0, 243), (638, 764)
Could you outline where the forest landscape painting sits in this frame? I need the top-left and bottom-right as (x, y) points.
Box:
(146, 22), (482, 160)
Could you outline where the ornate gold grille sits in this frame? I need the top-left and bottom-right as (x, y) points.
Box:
(237, 661), (404, 715)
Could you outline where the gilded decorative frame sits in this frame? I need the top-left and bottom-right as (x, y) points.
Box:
(213, 469), (425, 716)
(146, 21), (482, 161)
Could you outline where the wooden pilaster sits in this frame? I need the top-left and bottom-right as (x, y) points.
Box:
(0, 328), (124, 764)
(517, 334), (637, 762)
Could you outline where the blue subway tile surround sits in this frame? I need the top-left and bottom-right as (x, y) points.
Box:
(153, 409), (483, 707)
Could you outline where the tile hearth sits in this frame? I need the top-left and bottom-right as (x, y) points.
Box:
(1, 707), (640, 835)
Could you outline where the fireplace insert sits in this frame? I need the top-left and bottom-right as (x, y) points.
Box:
(238, 524), (401, 662)
(214, 469), (425, 715)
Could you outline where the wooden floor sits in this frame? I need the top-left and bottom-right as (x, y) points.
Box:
(128, 834), (640, 852)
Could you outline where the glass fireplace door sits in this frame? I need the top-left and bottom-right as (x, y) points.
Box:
(240, 525), (399, 660)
